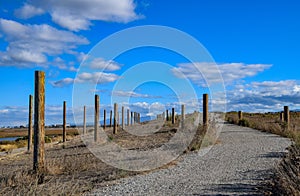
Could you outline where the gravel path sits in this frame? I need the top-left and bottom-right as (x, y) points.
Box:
(89, 122), (291, 195)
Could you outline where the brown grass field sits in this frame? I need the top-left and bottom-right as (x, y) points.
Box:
(0, 114), (211, 195)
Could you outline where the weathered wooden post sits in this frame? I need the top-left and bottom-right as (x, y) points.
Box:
(33, 71), (45, 173)
(203, 94), (209, 125)
(284, 106), (290, 129)
(280, 112), (284, 122)
(113, 103), (118, 134)
(172, 108), (175, 124)
(122, 106), (125, 129)
(28, 95), (33, 152)
(83, 106), (86, 134)
(103, 109), (106, 130)
(181, 104), (185, 129)
(94, 95), (99, 142)
(138, 113), (141, 123)
(166, 110), (169, 121)
(238, 111), (243, 120)
(63, 101), (67, 143)
(127, 109), (130, 126)
(110, 110), (112, 127)
(131, 111), (133, 125)
(162, 112), (165, 120)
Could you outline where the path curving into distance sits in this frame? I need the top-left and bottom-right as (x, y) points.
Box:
(89, 122), (291, 195)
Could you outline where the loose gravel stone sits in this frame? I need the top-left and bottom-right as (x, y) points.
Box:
(88, 122), (291, 195)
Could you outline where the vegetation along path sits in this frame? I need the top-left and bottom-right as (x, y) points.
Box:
(90, 122), (291, 195)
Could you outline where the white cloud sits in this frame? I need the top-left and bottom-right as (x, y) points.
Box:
(14, 3), (45, 19)
(112, 91), (162, 98)
(51, 72), (120, 87)
(89, 58), (121, 71)
(15, 0), (142, 31)
(0, 18), (88, 67)
(172, 62), (272, 86)
(226, 80), (300, 112)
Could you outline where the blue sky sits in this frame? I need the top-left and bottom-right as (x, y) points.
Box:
(0, 0), (300, 126)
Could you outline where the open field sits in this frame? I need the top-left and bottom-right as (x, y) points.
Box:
(0, 114), (209, 195)
(0, 127), (79, 138)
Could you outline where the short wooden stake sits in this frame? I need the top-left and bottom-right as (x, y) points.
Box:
(127, 109), (130, 126)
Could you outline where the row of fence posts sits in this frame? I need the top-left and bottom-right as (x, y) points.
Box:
(28, 71), (211, 175)
(238, 105), (290, 128)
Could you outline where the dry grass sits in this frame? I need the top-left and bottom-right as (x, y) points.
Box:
(0, 117), (204, 195)
(0, 128), (79, 138)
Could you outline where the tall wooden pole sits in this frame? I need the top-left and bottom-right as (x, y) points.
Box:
(83, 106), (86, 134)
(110, 110), (112, 127)
(127, 109), (130, 126)
(63, 101), (66, 143)
(103, 109), (106, 130)
(94, 95), (99, 142)
(166, 110), (169, 121)
(122, 106), (125, 129)
(172, 108), (175, 124)
(131, 111), (133, 125)
(181, 104), (185, 129)
(203, 94), (209, 125)
(113, 103), (118, 134)
(33, 71), (45, 173)
(238, 111), (243, 120)
(28, 95), (33, 152)
(284, 106), (290, 129)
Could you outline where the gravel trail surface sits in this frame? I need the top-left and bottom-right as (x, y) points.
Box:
(89, 123), (291, 195)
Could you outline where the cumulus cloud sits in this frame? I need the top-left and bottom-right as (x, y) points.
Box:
(15, 0), (142, 31)
(112, 91), (162, 98)
(51, 72), (120, 87)
(14, 3), (45, 19)
(226, 80), (300, 112)
(172, 62), (272, 86)
(0, 18), (89, 67)
(89, 58), (122, 71)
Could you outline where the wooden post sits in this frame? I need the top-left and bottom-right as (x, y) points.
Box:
(63, 101), (67, 143)
(33, 71), (45, 173)
(27, 95), (33, 152)
(131, 111), (133, 125)
(280, 112), (284, 122)
(122, 106), (125, 129)
(103, 109), (106, 130)
(94, 95), (99, 142)
(238, 111), (243, 120)
(172, 108), (175, 124)
(166, 110), (169, 121)
(162, 112), (165, 120)
(113, 103), (118, 134)
(110, 110), (112, 127)
(127, 109), (130, 126)
(181, 104), (185, 128)
(138, 113), (141, 123)
(284, 106), (290, 128)
(203, 94), (209, 125)
(83, 106), (86, 134)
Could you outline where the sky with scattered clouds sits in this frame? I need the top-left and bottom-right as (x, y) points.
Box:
(0, 0), (300, 126)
